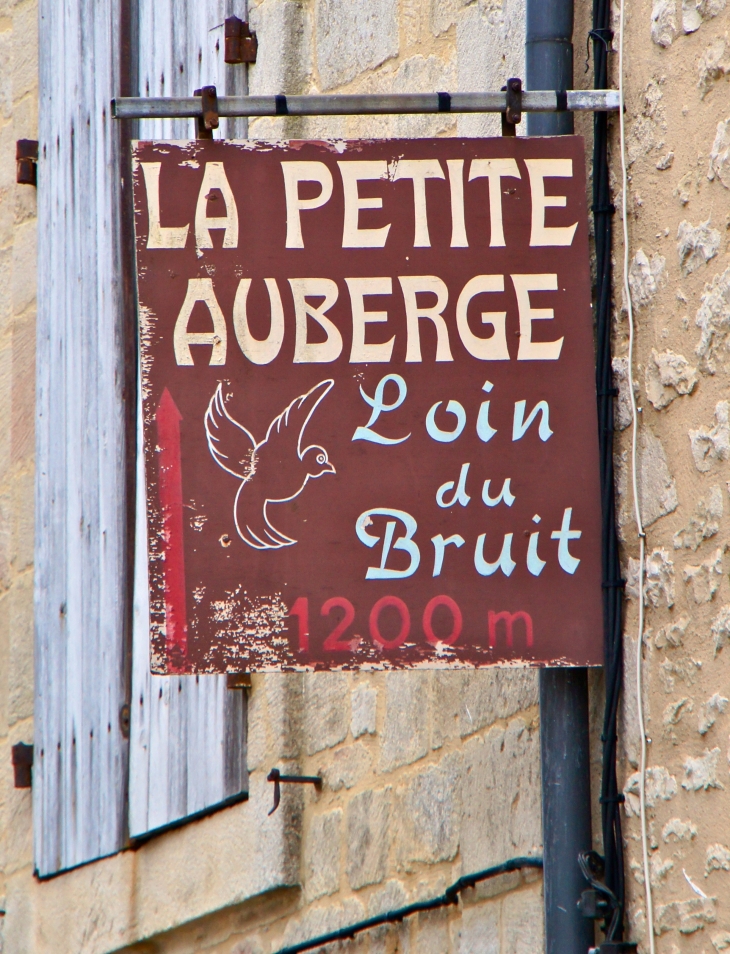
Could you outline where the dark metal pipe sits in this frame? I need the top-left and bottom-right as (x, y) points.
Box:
(526, 2), (574, 135)
(526, 2), (594, 952)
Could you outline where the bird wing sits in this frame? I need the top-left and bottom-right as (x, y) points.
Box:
(263, 379), (334, 461)
(234, 482), (296, 549)
(204, 383), (257, 480)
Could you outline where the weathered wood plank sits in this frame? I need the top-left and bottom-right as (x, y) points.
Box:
(129, 0), (248, 840)
(34, 0), (130, 875)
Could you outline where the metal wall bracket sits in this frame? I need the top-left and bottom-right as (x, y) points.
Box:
(267, 767), (322, 815)
(16, 139), (38, 186)
(225, 16), (258, 64)
(501, 77), (522, 136)
(11, 742), (33, 788)
(194, 86), (219, 139)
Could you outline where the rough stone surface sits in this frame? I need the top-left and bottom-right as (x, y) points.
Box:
(304, 672), (349, 755)
(613, 356), (635, 430)
(315, 0), (399, 90)
(711, 603), (730, 654)
(629, 249), (666, 307)
(350, 684), (377, 739)
(662, 817), (698, 842)
(502, 887), (544, 954)
(656, 897), (717, 934)
(706, 843), (730, 873)
(698, 693), (728, 734)
(654, 616), (689, 649)
(321, 742), (372, 792)
(708, 117), (730, 186)
(674, 485), (723, 549)
(689, 402), (730, 471)
(682, 548), (723, 603)
(627, 548), (676, 607)
(452, 898), (501, 954)
(305, 810), (342, 901)
(396, 752), (463, 866)
(645, 348), (698, 409)
(624, 766), (678, 816)
(696, 268), (730, 373)
(432, 669), (538, 748)
(380, 671), (429, 772)
(683, 747), (724, 789)
(460, 719), (541, 872)
(677, 218), (721, 274)
(249, 0), (312, 96)
(346, 787), (391, 890)
(640, 430), (678, 526)
(699, 35), (730, 96)
(652, 0), (678, 45)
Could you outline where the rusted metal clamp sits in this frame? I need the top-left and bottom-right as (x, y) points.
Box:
(194, 86), (219, 139)
(16, 140), (38, 186)
(11, 742), (33, 788)
(501, 77), (522, 136)
(224, 16), (258, 64)
(267, 768), (322, 816)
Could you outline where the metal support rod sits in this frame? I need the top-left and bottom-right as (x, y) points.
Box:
(526, 3), (595, 954)
(112, 89), (619, 120)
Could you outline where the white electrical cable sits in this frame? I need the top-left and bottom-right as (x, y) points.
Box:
(618, 1), (655, 951)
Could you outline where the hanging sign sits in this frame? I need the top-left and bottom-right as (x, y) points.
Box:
(132, 137), (603, 673)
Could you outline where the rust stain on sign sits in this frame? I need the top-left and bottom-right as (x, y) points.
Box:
(132, 137), (603, 673)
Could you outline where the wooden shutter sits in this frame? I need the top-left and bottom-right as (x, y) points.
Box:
(34, 0), (131, 876)
(128, 0), (248, 839)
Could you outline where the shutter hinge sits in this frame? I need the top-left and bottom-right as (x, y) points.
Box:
(16, 140), (38, 186)
(224, 16), (258, 64)
(11, 742), (33, 788)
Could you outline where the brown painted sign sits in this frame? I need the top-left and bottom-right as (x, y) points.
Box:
(132, 137), (603, 673)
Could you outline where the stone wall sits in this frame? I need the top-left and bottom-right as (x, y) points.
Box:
(618, 1), (730, 951)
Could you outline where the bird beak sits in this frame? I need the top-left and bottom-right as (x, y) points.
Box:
(324, 462), (336, 474)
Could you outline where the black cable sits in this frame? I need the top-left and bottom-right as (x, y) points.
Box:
(592, 0), (626, 942)
(272, 857), (543, 954)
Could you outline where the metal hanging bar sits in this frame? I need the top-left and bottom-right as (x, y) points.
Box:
(112, 88), (619, 120)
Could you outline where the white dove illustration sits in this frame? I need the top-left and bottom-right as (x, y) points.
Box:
(204, 379), (336, 549)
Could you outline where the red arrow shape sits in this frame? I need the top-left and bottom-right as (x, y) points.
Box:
(156, 387), (188, 672)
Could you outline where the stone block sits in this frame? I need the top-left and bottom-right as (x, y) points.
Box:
(322, 741), (371, 791)
(304, 671), (349, 755)
(380, 671), (429, 772)
(502, 886), (544, 954)
(396, 751), (462, 866)
(265, 672), (303, 760)
(245, 678), (266, 771)
(460, 719), (541, 873)
(456, 0), (525, 138)
(280, 897), (366, 949)
(432, 670), (538, 749)
(452, 898), (500, 954)
(350, 683), (376, 738)
(639, 430), (677, 527)
(346, 786), (391, 890)
(367, 880), (409, 954)
(315, 0), (398, 91)
(305, 809), (341, 901)
(416, 907), (450, 954)
(248, 0), (312, 96)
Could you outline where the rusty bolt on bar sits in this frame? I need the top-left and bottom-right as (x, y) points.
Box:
(194, 86), (219, 139)
(267, 768), (322, 816)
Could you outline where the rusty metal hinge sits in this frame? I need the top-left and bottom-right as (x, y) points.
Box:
(267, 767), (322, 815)
(16, 140), (38, 186)
(194, 86), (219, 139)
(225, 16), (258, 64)
(501, 78), (522, 136)
(11, 742), (33, 788)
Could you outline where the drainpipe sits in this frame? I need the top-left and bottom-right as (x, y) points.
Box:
(525, 4), (595, 954)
